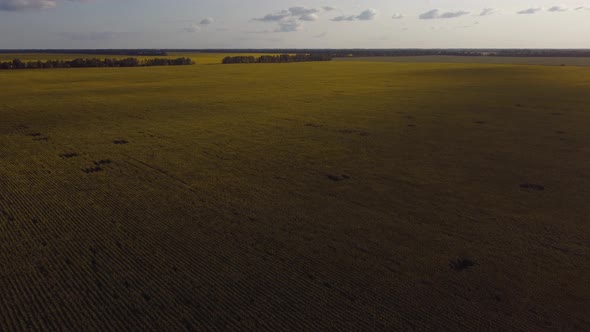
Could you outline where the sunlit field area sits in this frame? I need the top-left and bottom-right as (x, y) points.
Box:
(1, 55), (589, 330)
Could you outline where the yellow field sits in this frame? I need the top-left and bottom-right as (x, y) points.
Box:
(1, 60), (589, 330)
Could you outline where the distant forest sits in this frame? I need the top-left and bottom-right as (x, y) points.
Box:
(1, 49), (590, 58)
(222, 54), (332, 64)
(0, 57), (193, 70)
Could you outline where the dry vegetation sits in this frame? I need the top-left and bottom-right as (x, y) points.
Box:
(1, 55), (589, 330)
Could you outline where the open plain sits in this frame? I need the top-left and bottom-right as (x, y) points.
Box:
(1, 55), (590, 330)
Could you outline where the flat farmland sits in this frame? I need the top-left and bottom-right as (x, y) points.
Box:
(1, 60), (589, 330)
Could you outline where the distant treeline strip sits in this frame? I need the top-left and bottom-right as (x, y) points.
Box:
(222, 54), (332, 64)
(0, 57), (193, 70)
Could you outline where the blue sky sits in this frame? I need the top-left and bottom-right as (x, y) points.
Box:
(1, 0), (589, 48)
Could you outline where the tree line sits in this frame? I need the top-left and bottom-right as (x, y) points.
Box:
(222, 54), (332, 64)
(0, 57), (193, 70)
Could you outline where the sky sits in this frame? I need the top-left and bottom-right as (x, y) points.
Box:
(1, 0), (589, 49)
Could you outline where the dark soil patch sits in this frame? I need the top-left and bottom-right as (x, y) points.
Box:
(82, 166), (103, 174)
(338, 129), (370, 137)
(0, 208), (15, 222)
(142, 293), (152, 302)
(27, 132), (42, 137)
(555, 131), (566, 135)
(32, 137), (49, 141)
(474, 121), (487, 124)
(515, 104), (525, 108)
(520, 183), (545, 191)
(113, 140), (129, 145)
(304, 123), (322, 128)
(36, 264), (49, 277)
(407, 124), (416, 128)
(449, 258), (476, 271)
(60, 152), (79, 159)
(93, 159), (112, 166)
(326, 174), (350, 182)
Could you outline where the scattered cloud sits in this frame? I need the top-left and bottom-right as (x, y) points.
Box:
(253, 7), (322, 22)
(185, 23), (200, 33)
(332, 8), (378, 22)
(0, 0), (94, 11)
(200, 17), (214, 25)
(479, 8), (495, 16)
(575, 6), (590, 10)
(517, 8), (542, 14)
(299, 13), (319, 21)
(253, 7), (333, 32)
(288, 6), (319, 17)
(547, 6), (567, 12)
(322, 6), (335, 12)
(440, 11), (470, 19)
(391, 13), (404, 20)
(0, 0), (56, 11)
(357, 8), (378, 20)
(331, 15), (355, 22)
(419, 9), (470, 20)
(275, 20), (301, 33)
(419, 9), (439, 20)
(254, 11), (291, 22)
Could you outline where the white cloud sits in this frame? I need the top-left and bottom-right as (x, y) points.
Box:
(299, 13), (319, 21)
(254, 10), (291, 22)
(200, 17), (214, 25)
(357, 8), (378, 20)
(184, 23), (200, 33)
(332, 8), (378, 22)
(419, 9), (470, 20)
(288, 7), (319, 17)
(253, 7), (332, 32)
(479, 8), (495, 16)
(419, 9), (439, 20)
(0, 0), (93, 11)
(0, 0), (55, 10)
(440, 11), (470, 19)
(517, 8), (542, 14)
(547, 6), (567, 12)
(391, 13), (403, 20)
(275, 20), (301, 32)
(331, 15), (355, 22)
